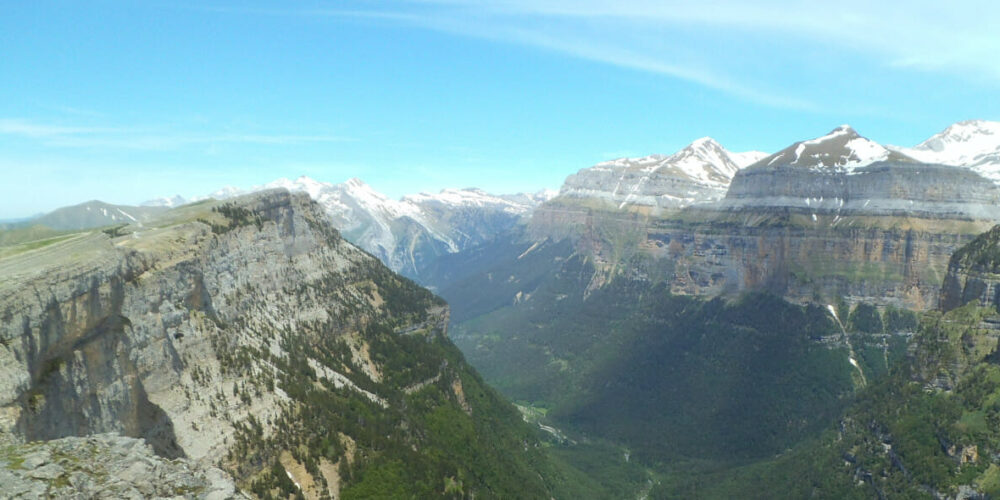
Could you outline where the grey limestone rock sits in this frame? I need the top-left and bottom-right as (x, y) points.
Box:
(0, 432), (245, 499)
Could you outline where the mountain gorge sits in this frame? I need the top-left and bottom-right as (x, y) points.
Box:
(422, 120), (1000, 497)
(7, 119), (1000, 498)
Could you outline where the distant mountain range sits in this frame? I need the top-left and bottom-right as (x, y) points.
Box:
(15, 119), (1000, 279)
(717, 125), (1000, 220)
(144, 176), (556, 279)
(552, 120), (1000, 215)
(557, 137), (766, 210)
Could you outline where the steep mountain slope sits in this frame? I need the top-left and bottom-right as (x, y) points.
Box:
(659, 296), (1000, 498)
(557, 137), (765, 211)
(0, 190), (576, 499)
(892, 119), (1000, 184)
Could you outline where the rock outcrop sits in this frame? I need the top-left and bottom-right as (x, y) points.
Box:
(0, 432), (242, 499)
(941, 225), (1000, 313)
(529, 206), (988, 309)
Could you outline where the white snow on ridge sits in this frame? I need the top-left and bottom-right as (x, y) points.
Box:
(403, 187), (534, 215)
(728, 150), (769, 168)
(800, 124), (854, 146)
(840, 136), (891, 170)
(762, 125), (898, 173)
(141, 195), (187, 208)
(587, 137), (748, 187)
(144, 175), (552, 271)
(560, 137), (768, 209)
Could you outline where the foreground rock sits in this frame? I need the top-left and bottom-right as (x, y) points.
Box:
(0, 432), (241, 499)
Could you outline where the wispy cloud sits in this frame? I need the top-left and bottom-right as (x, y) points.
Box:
(0, 118), (355, 150)
(251, 0), (1000, 110)
(398, 1), (1000, 77)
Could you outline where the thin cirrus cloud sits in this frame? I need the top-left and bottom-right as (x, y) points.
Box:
(299, 6), (819, 111)
(297, 0), (1000, 110)
(402, 0), (1000, 78)
(0, 118), (355, 150)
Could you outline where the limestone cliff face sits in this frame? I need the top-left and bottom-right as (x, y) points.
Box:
(529, 204), (991, 309)
(940, 225), (1000, 313)
(646, 222), (977, 310)
(0, 189), (445, 467)
(723, 161), (1000, 220)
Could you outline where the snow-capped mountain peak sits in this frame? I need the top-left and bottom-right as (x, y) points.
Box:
(760, 125), (913, 172)
(915, 120), (1000, 154)
(728, 150), (770, 168)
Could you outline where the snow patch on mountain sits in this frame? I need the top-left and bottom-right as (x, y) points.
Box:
(762, 125), (910, 173)
(403, 187), (536, 214)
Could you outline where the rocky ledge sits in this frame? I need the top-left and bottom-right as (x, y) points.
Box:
(0, 432), (242, 499)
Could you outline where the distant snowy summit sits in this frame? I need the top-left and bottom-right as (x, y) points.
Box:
(550, 121), (1000, 219)
(889, 119), (1000, 184)
(557, 137), (767, 210)
(145, 176), (555, 278)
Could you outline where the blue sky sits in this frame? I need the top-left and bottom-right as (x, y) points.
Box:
(2, 0), (999, 218)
